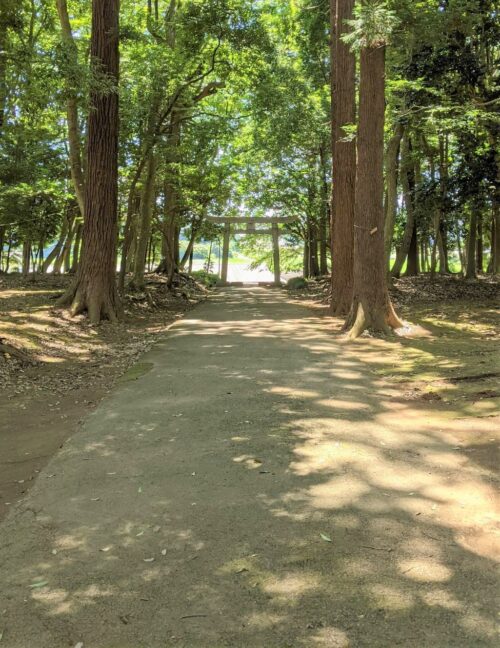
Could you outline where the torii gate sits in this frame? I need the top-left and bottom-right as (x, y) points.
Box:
(205, 215), (297, 286)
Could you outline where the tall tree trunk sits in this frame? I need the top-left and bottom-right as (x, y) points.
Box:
(54, 217), (75, 274)
(156, 111), (181, 286)
(63, 226), (74, 273)
(465, 208), (477, 280)
(131, 152), (156, 290)
(22, 240), (31, 277)
(38, 241), (45, 274)
(383, 123), (404, 270)
(0, 12), (7, 135)
(5, 238), (12, 273)
(405, 223), (419, 276)
(437, 228), (447, 275)
(427, 146), (441, 279)
(179, 226), (198, 270)
(307, 217), (320, 277)
(0, 1), (14, 135)
(43, 215), (71, 273)
(345, 44), (402, 338)
(56, 0), (86, 217)
(476, 213), (483, 273)
(59, 0), (120, 323)
(455, 225), (464, 275)
(391, 135), (415, 277)
(491, 131), (500, 275)
(70, 222), (83, 273)
(441, 225), (451, 273)
(319, 145), (330, 275)
(174, 224), (180, 269)
(437, 135), (450, 274)
(493, 207), (500, 276)
(330, 0), (356, 315)
(0, 226), (5, 271)
(423, 239), (430, 272)
(303, 233), (310, 278)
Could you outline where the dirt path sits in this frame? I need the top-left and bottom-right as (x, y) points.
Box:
(0, 287), (498, 647)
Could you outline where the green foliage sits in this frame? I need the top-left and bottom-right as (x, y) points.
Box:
(0, 0), (497, 280)
(190, 269), (219, 287)
(343, 1), (399, 49)
(286, 276), (307, 290)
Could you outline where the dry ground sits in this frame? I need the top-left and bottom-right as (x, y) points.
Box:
(0, 276), (498, 647)
(0, 273), (208, 521)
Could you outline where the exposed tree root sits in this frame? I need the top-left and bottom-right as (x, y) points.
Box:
(344, 300), (404, 340)
(58, 282), (120, 325)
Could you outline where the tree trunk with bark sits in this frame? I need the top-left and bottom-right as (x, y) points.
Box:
(59, 0), (120, 323)
(156, 111), (181, 285)
(179, 226), (198, 270)
(4, 238), (12, 273)
(131, 152), (156, 290)
(0, 226), (5, 271)
(22, 240), (31, 277)
(405, 222), (419, 276)
(345, 45), (402, 338)
(0, 2), (13, 135)
(383, 123), (403, 270)
(391, 135), (415, 277)
(465, 208), (478, 280)
(42, 215), (70, 272)
(330, 0), (356, 314)
(308, 219), (320, 277)
(490, 130), (500, 274)
(56, 0), (86, 217)
(303, 233), (310, 278)
(69, 222), (82, 273)
(494, 204), (500, 276)
(476, 213), (483, 273)
(53, 219), (75, 274)
(319, 145), (330, 275)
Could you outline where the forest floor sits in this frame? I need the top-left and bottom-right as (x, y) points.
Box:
(0, 277), (499, 647)
(0, 273), (209, 522)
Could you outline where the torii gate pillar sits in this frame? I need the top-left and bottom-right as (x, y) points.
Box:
(220, 223), (230, 285)
(272, 223), (281, 286)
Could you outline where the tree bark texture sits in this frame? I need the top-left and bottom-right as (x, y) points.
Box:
(56, 0), (86, 217)
(391, 135), (415, 277)
(70, 222), (83, 273)
(0, 226), (5, 271)
(131, 152), (156, 290)
(59, 0), (120, 323)
(345, 45), (402, 338)
(330, 0), (356, 315)
(383, 123), (403, 270)
(465, 208), (477, 279)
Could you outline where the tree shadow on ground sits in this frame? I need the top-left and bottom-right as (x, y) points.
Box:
(0, 287), (498, 647)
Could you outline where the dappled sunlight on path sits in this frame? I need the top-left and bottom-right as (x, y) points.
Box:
(0, 287), (498, 647)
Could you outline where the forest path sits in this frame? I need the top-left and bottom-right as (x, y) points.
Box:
(0, 287), (498, 647)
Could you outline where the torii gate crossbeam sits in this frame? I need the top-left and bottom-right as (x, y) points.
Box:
(205, 216), (297, 286)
